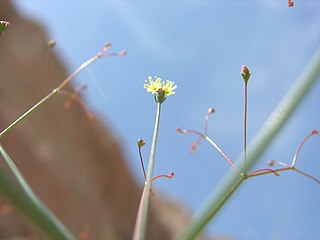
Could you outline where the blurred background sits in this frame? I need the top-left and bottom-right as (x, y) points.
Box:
(3, 0), (320, 239)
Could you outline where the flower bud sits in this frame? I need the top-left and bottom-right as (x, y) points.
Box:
(104, 42), (112, 51)
(288, 0), (294, 7)
(0, 21), (10, 35)
(207, 107), (215, 115)
(267, 160), (275, 167)
(155, 88), (166, 103)
(137, 138), (146, 147)
(241, 65), (251, 83)
(48, 40), (56, 49)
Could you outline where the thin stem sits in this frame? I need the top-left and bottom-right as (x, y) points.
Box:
(133, 102), (162, 240)
(151, 172), (174, 182)
(293, 168), (320, 184)
(138, 145), (147, 181)
(204, 136), (242, 175)
(247, 168), (280, 177)
(0, 144), (76, 239)
(247, 167), (292, 178)
(0, 47), (107, 138)
(175, 48), (320, 240)
(246, 166), (320, 184)
(0, 90), (57, 138)
(204, 108), (215, 135)
(177, 128), (242, 174)
(291, 129), (319, 166)
(244, 82), (248, 175)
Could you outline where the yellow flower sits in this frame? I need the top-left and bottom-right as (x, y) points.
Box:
(144, 76), (177, 95)
(162, 80), (177, 96)
(144, 76), (162, 94)
(144, 76), (177, 103)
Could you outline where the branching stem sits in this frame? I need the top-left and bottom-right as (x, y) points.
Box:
(133, 102), (162, 240)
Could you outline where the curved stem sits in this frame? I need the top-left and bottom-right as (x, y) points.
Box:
(291, 129), (319, 167)
(133, 102), (162, 240)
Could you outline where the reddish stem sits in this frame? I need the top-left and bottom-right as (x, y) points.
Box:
(151, 172), (174, 182)
(247, 168), (280, 178)
(243, 81), (248, 175)
(138, 145), (147, 181)
(291, 129), (319, 167)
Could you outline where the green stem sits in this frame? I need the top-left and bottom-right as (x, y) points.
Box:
(175, 48), (320, 240)
(0, 49), (106, 238)
(0, 90), (58, 138)
(133, 102), (162, 240)
(0, 52), (101, 138)
(0, 144), (76, 239)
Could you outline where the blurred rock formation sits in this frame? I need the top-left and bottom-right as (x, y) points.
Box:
(0, 0), (190, 239)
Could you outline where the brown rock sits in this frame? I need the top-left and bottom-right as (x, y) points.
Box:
(0, 0), (189, 239)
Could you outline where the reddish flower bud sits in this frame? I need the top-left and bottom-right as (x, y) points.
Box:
(288, 0), (294, 7)
(176, 128), (187, 134)
(241, 65), (251, 83)
(268, 160), (275, 167)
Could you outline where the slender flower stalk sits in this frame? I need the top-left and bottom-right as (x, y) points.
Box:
(291, 129), (318, 166)
(137, 138), (147, 180)
(133, 76), (176, 240)
(241, 65), (251, 175)
(176, 127), (242, 175)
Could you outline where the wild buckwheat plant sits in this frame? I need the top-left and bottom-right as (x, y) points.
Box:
(0, 4), (319, 239)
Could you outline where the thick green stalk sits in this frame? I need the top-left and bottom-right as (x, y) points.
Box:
(175, 48), (320, 240)
(133, 102), (162, 240)
(0, 144), (76, 239)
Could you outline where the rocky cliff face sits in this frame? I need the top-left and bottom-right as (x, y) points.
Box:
(0, 1), (188, 239)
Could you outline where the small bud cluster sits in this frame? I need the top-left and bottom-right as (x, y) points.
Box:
(241, 65), (251, 83)
(288, 0), (294, 7)
(0, 21), (10, 36)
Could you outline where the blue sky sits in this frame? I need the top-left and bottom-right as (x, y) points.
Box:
(13, 1), (320, 239)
